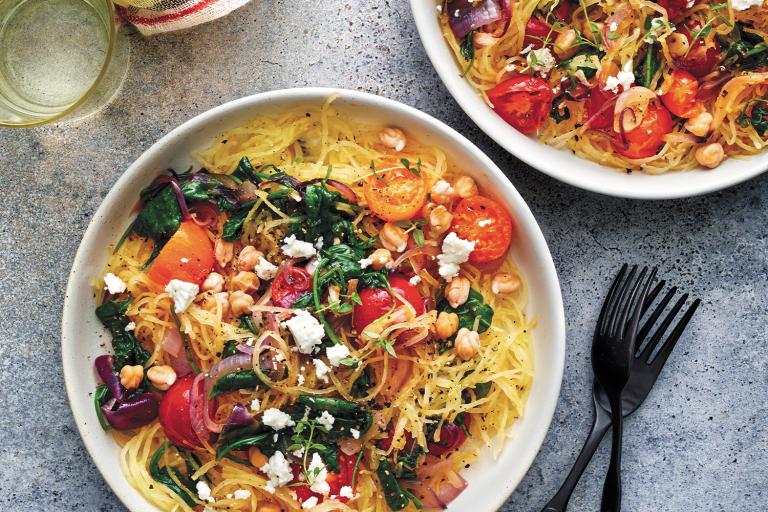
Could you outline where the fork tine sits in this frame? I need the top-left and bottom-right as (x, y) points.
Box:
(641, 280), (665, 317)
(625, 267), (657, 340)
(650, 298), (701, 371)
(608, 264), (638, 336)
(636, 286), (678, 350)
(598, 264), (628, 335)
(639, 292), (688, 362)
(616, 266), (650, 337)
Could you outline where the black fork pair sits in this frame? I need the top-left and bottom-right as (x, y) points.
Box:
(543, 265), (700, 512)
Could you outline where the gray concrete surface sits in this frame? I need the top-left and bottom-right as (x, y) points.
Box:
(0, 0), (765, 510)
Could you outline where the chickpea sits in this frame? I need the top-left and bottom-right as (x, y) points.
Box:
(202, 291), (230, 316)
(369, 248), (393, 270)
(473, 31), (497, 47)
(201, 271), (224, 293)
(428, 205), (453, 236)
(667, 32), (690, 59)
(257, 504), (282, 512)
(238, 245), (264, 272)
(491, 273), (521, 294)
(230, 271), (260, 294)
(147, 365), (177, 391)
(453, 176), (478, 199)
(695, 142), (725, 169)
(455, 328), (481, 360)
(430, 180), (455, 205)
(214, 239), (234, 268)
(554, 28), (579, 59)
(379, 127), (406, 152)
(249, 447), (269, 468)
(229, 290), (255, 316)
(684, 112), (713, 137)
(379, 223), (408, 253)
(119, 365), (144, 390)
(444, 276), (471, 309)
(435, 311), (459, 339)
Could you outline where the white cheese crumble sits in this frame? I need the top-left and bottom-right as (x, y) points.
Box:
(260, 451), (293, 491)
(409, 275), (422, 286)
(609, 21), (618, 31)
(358, 258), (373, 269)
(298, 374), (306, 385)
(250, 398), (260, 412)
(326, 344), (351, 366)
(262, 408), (295, 430)
(527, 47), (556, 75)
(350, 428), (360, 439)
(306, 258), (320, 275)
(282, 310), (325, 354)
(308, 453), (331, 495)
(339, 486), (354, 499)
(196, 481), (214, 503)
(732, 0), (763, 10)
(317, 410), (335, 430)
(604, 60), (635, 94)
(254, 257), (278, 280)
(437, 232), (476, 280)
(315, 237), (324, 250)
(103, 273), (127, 294)
(281, 234), (317, 259)
(165, 279), (199, 313)
(124, 321), (136, 332)
(432, 179), (454, 197)
(313, 358), (331, 383)
(233, 489), (251, 500)
(302, 496), (319, 509)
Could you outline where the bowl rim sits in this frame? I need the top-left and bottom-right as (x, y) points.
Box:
(61, 87), (566, 512)
(409, 0), (768, 200)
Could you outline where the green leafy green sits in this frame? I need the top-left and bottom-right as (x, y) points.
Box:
(132, 184), (182, 267)
(393, 446), (423, 480)
(96, 299), (150, 370)
(437, 288), (494, 336)
(222, 340), (239, 358)
(209, 370), (261, 398)
(94, 384), (111, 431)
(634, 44), (660, 89)
(722, 24), (768, 70)
(460, 30), (476, 76)
(149, 444), (199, 507)
(295, 395), (372, 442)
(222, 199), (256, 242)
(240, 315), (259, 335)
(350, 367), (373, 398)
(216, 431), (273, 460)
(736, 99), (768, 136)
(377, 458), (422, 511)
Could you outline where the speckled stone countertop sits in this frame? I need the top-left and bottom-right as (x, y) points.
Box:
(0, 1), (765, 510)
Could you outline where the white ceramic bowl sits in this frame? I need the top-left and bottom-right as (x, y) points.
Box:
(410, 1), (768, 199)
(62, 88), (565, 512)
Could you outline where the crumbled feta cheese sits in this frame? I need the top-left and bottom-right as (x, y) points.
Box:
(520, 43), (534, 55)
(261, 451), (293, 490)
(250, 398), (260, 412)
(350, 428), (360, 440)
(437, 232), (476, 280)
(282, 310), (325, 354)
(302, 496), (319, 509)
(306, 258), (320, 275)
(196, 481), (214, 503)
(609, 21), (618, 31)
(124, 321), (136, 332)
(505, 63), (517, 72)
(262, 408), (295, 430)
(233, 489), (251, 500)
(339, 486), (354, 499)
(436, 3), (442, 12)
(604, 60), (635, 94)
(453, 9), (460, 17)
(298, 374), (306, 385)
(685, 0), (695, 6)
(315, 237), (324, 250)
(165, 279), (199, 313)
(292, 447), (305, 458)
(409, 275), (422, 286)
(317, 411), (335, 430)
(478, 219), (492, 227)
(308, 453), (330, 495)
(313, 358), (331, 383)
(359, 258), (373, 269)
(273, 433), (279, 442)
(527, 48), (556, 75)
(432, 179), (454, 197)
(326, 344), (351, 366)
(274, 352), (285, 362)
(180, 257), (189, 263)
(103, 273), (127, 294)
(254, 257), (278, 280)
(733, 0), (763, 9)
(281, 234), (317, 259)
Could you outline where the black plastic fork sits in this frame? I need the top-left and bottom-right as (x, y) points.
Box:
(542, 269), (701, 512)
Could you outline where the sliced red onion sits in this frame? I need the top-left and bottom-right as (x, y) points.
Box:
(156, 176), (190, 220)
(161, 328), (193, 377)
(94, 355), (124, 402)
(238, 180), (260, 202)
(304, 178), (358, 204)
(447, 0), (503, 39)
(433, 469), (467, 506)
(189, 371), (215, 440)
(236, 343), (255, 355)
(221, 403), (256, 435)
(207, 354), (253, 389)
(101, 392), (159, 430)
(189, 201), (219, 228)
(258, 175), (302, 191)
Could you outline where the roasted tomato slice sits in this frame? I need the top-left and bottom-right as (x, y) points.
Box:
(656, 0), (689, 22)
(585, 87), (619, 130)
(352, 275), (425, 334)
(363, 159), (426, 222)
(159, 374), (202, 449)
(450, 196), (513, 264)
(272, 262), (312, 308)
(674, 24), (721, 78)
(523, 17), (551, 49)
(613, 102), (674, 159)
(660, 69), (705, 118)
(487, 76), (554, 136)
(292, 451), (357, 504)
(147, 220), (215, 286)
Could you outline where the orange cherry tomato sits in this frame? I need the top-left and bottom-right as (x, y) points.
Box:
(147, 220), (215, 286)
(450, 196), (513, 264)
(613, 103), (674, 159)
(487, 76), (554, 136)
(660, 70), (705, 118)
(363, 160), (426, 222)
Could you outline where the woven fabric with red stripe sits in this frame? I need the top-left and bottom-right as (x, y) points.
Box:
(119, 0), (251, 35)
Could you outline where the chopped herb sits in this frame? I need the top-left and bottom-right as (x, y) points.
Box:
(460, 30), (476, 76)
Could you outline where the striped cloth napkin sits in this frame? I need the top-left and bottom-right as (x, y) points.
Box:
(118, 0), (252, 35)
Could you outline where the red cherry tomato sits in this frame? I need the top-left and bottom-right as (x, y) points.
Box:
(147, 220), (215, 287)
(660, 69), (705, 118)
(378, 429), (413, 452)
(656, 0), (689, 21)
(292, 451), (357, 504)
(523, 17), (551, 49)
(585, 87), (619, 130)
(352, 275), (425, 334)
(427, 416), (471, 456)
(159, 374), (202, 449)
(553, 0), (574, 22)
(675, 24), (721, 78)
(272, 263), (312, 308)
(450, 196), (513, 264)
(613, 103), (674, 159)
(488, 76), (554, 136)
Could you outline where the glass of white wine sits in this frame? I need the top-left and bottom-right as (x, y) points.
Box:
(0, 0), (130, 127)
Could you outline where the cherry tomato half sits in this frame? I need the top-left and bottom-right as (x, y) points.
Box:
(656, 0), (689, 22)
(292, 451), (357, 504)
(488, 76), (554, 136)
(674, 24), (721, 78)
(613, 102), (674, 159)
(523, 17), (551, 49)
(553, 0), (575, 22)
(450, 196), (513, 264)
(147, 220), (215, 287)
(660, 69), (705, 118)
(363, 159), (426, 222)
(159, 374), (202, 449)
(352, 275), (425, 334)
(272, 263), (312, 308)
(585, 87), (619, 130)
(427, 416), (471, 456)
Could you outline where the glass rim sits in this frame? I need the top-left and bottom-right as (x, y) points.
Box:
(0, 0), (119, 128)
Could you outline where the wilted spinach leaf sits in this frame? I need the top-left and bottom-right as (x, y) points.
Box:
(96, 299), (150, 370)
(437, 288), (494, 335)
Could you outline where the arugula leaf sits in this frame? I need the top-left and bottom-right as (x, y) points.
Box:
(96, 299), (150, 370)
(149, 444), (199, 507)
(437, 288), (494, 336)
(377, 458), (422, 511)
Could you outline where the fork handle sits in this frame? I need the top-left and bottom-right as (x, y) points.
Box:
(601, 396), (624, 512)
(540, 404), (612, 512)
